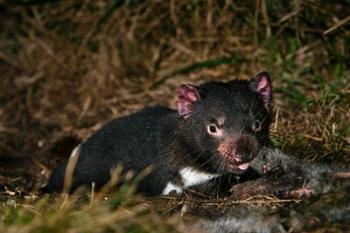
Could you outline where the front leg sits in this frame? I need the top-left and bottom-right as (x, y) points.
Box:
(185, 168), (262, 197)
(185, 174), (235, 197)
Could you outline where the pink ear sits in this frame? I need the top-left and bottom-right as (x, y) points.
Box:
(250, 71), (272, 109)
(177, 84), (200, 118)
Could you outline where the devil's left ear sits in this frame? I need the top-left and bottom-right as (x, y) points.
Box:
(177, 84), (200, 119)
(250, 71), (272, 110)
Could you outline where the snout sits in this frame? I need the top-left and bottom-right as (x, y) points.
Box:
(217, 135), (258, 172)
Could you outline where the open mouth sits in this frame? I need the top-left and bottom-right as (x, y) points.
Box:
(224, 155), (252, 171)
(237, 162), (250, 170)
(218, 148), (254, 172)
(228, 162), (251, 171)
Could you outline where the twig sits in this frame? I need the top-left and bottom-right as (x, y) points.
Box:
(334, 172), (350, 179)
(324, 15), (350, 35)
(150, 56), (246, 89)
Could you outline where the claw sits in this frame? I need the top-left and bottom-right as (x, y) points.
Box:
(282, 187), (314, 199)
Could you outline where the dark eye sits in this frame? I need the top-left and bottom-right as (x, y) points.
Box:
(252, 120), (262, 132)
(208, 124), (217, 133)
(207, 124), (223, 136)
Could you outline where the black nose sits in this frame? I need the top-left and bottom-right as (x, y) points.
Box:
(235, 136), (257, 162)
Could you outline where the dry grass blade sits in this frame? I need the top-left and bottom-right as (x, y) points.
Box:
(63, 145), (80, 194)
(323, 15), (350, 35)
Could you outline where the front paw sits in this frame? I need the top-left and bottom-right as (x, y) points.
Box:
(278, 187), (314, 199)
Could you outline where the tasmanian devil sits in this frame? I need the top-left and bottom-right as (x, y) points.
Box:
(42, 71), (273, 196)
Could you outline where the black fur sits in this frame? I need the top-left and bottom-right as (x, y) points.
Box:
(42, 73), (272, 196)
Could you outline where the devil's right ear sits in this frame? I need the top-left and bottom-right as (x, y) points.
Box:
(177, 84), (200, 119)
(249, 71), (272, 110)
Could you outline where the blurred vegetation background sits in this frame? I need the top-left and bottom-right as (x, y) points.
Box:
(0, 0), (349, 182)
(0, 1), (349, 232)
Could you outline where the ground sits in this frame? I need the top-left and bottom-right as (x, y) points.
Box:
(0, 1), (349, 232)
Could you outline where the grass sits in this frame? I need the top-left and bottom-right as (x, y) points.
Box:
(0, 0), (349, 232)
(0, 193), (183, 233)
(0, 168), (184, 233)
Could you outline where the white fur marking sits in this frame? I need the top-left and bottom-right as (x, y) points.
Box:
(179, 167), (219, 188)
(162, 182), (183, 195)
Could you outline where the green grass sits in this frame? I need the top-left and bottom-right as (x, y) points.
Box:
(0, 177), (183, 233)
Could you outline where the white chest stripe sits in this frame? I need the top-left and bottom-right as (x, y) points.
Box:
(162, 182), (183, 195)
(179, 167), (219, 188)
(162, 167), (219, 195)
